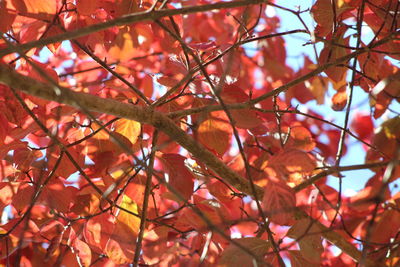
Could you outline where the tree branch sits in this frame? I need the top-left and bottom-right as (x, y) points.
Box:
(0, 64), (379, 266)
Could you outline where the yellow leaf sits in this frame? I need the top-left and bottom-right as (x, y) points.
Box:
(197, 112), (231, 157)
(118, 195), (141, 234)
(108, 27), (139, 62)
(105, 195), (141, 264)
(114, 118), (141, 145)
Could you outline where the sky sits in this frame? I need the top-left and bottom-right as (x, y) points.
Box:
(274, 1), (400, 196)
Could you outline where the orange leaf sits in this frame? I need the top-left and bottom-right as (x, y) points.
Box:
(114, 118), (141, 146)
(331, 90), (348, 111)
(306, 76), (329, 105)
(105, 195), (140, 264)
(367, 116), (400, 161)
(287, 218), (324, 264)
(73, 238), (92, 267)
(84, 213), (114, 254)
(197, 112), (231, 157)
(287, 126), (316, 152)
(369, 209), (400, 244)
(76, 0), (98, 16)
(108, 27), (140, 62)
(311, 0), (352, 37)
(262, 179), (296, 225)
(318, 27), (349, 83)
(0, 183), (14, 210)
(267, 148), (316, 181)
(207, 180), (233, 202)
(12, 0), (57, 20)
(218, 237), (270, 267)
(180, 199), (228, 232)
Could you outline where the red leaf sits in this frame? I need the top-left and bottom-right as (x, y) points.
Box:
(218, 237), (270, 267)
(42, 180), (77, 213)
(351, 112), (374, 141)
(76, 0), (99, 16)
(84, 213), (115, 254)
(318, 27), (349, 83)
(180, 199), (229, 232)
(159, 153), (194, 201)
(289, 250), (320, 267)
(221, 84), (263, 129)
(369, 209), (400, 244)
(262, 179), (296, 225)
(0, 1), (16, 32)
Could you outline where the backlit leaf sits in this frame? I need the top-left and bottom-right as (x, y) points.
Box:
(287, 218), (323, 264)
(331, 89), (348, 111)
(108, 27), (140, 62)
(218, 237), (270, 267)
(262, 179), (296, 225)
(180, 199), (228, 232)
(73, 238), (92, 267)
(351, 112), (374, 141)
(221, 84), (262, 129)
(318, 27), (349, 83)
(105, 195), (140, 264)
(12, 0), (57, 20)
(84, 213), (114, 254)
(197, 112), (231, 157)
(160, 153), (194, 201)
(311, 0), (352, 36)
(267, 148), (316, 182)
(114, 118), (141, 145)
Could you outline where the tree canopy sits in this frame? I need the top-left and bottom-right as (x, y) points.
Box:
(0, 0), (399, 266)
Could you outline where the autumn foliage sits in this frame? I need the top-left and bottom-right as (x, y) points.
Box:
(0, 0), (399, 266)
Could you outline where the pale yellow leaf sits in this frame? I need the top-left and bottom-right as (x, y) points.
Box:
(114, 118), (141, 145)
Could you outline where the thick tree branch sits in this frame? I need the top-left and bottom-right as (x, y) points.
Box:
(0, 63), (261, 197)
(0, 64), (380, 266)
